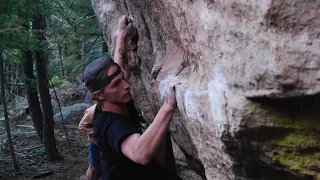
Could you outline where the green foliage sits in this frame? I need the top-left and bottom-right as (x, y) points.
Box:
(23, 146), (46, 157)
(1, 0), (106, 84)
(63, 51), (109, 74)
(50, 75), (70, 89)
(1, 0), (106, 114)
(45, 0), (105, 80)
(1, 0), (106, 163)
(33, 146), (46, 157)
(0, 0), (38, 50)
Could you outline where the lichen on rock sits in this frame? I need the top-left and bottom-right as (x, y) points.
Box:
(267, 100), (320, 179)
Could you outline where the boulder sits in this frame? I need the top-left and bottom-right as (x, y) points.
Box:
(91, 0), (320, 179)
(54, 103), (90, 121)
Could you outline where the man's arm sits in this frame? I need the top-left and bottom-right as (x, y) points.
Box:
(114, 16), (170, 167)
(79, 104), (97, 143)
(120, 81), (180, 165)
(114, 15), (135, 80)
(78, 104), (97, 133)
(114, 15), (173, 166)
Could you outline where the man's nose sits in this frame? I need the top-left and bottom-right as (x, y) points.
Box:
(123, 79), (131, 90)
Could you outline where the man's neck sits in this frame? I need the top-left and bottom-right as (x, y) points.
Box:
(100, 101), (129, 115)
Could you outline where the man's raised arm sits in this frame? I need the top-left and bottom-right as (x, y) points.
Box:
(114, 15), (135, 80)
(120, 80), (180, 166)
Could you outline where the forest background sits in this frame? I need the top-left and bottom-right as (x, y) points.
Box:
(0, 0), (106, 179)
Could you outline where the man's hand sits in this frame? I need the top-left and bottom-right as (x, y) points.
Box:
(118, 15), (136, 40)
(165, 79), (181, 110)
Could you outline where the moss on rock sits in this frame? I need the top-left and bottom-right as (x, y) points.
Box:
(269, 109), (320, 179)
(271, 110), (320, 130)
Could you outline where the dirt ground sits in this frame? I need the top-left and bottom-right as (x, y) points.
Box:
(0, 110), (89, 180)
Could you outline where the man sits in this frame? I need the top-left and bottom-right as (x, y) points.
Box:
(82, 15), (180, 180)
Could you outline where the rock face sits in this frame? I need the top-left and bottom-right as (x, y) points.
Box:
(91, 0), (320, 179)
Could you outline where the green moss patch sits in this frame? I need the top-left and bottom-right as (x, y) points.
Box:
(269, 110), (320, 179)
(271, 110), (320, 131)
(273, 133), (319, 149)
(270, 150), (320, 179)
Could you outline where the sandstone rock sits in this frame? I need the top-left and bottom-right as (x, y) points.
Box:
(91, 0), (320, 179)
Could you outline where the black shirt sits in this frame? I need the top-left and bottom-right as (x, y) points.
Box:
(92, 103), (167, 180)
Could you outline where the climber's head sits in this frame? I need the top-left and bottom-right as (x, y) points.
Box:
(82, 56), (132, 105)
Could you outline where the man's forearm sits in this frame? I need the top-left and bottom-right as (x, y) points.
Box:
(154, 132), (167, 167)
(114, 35), (130, 79)
(132, 104), (175, 165)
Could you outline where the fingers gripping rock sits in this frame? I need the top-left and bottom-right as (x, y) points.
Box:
(159, 77), (185, 106)
(118, 15), (137, 39)
(159, 77), (174, 104)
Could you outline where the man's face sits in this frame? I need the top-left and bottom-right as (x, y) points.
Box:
(97, 65), (132, 104)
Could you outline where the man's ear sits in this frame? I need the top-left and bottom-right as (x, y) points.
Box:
(92, 91), (106, 101)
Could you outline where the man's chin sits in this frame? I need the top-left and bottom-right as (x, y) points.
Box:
(112, 96), (132, 105)
(124, 94), (132, 103)
(121, 92), (132, 103)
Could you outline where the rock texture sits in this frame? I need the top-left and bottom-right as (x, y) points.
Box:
(53, 103), (90, 121)
(91, 0), (320, 179)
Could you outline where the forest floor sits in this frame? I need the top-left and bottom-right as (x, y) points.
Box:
(0, 108), (89, 180)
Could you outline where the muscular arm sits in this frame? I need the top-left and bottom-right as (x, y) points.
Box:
(114, 34), (130, 80)
(121, 103), (175, 165)
(114, 15), (134, 80)
(120, 80), (179, 166)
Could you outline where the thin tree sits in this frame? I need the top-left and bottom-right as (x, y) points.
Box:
(19, 1), (44, 140)
(23, 50), (44, 140)
(0, 50), (19, 170)
(33, 0), (61, 161)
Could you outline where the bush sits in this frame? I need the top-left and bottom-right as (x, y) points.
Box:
(50, 75), (70, 89)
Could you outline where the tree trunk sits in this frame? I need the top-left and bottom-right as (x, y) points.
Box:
(64, 45), (68, 76)
(23, 50), (44, 140)
(18, 62), (24, 95)
(81, 39), (85, 71)
(75, 29), (82, 60)
(57, 40), (64, 77)
(0, 50), (19, 170)
(16, 62), (22, 96)
(103, 41), (108, 52)
(13, 62), (19, 95)
(33, 0), (61, 162)
(9, 62), (16, 96)
(7, 60), (11, 95)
